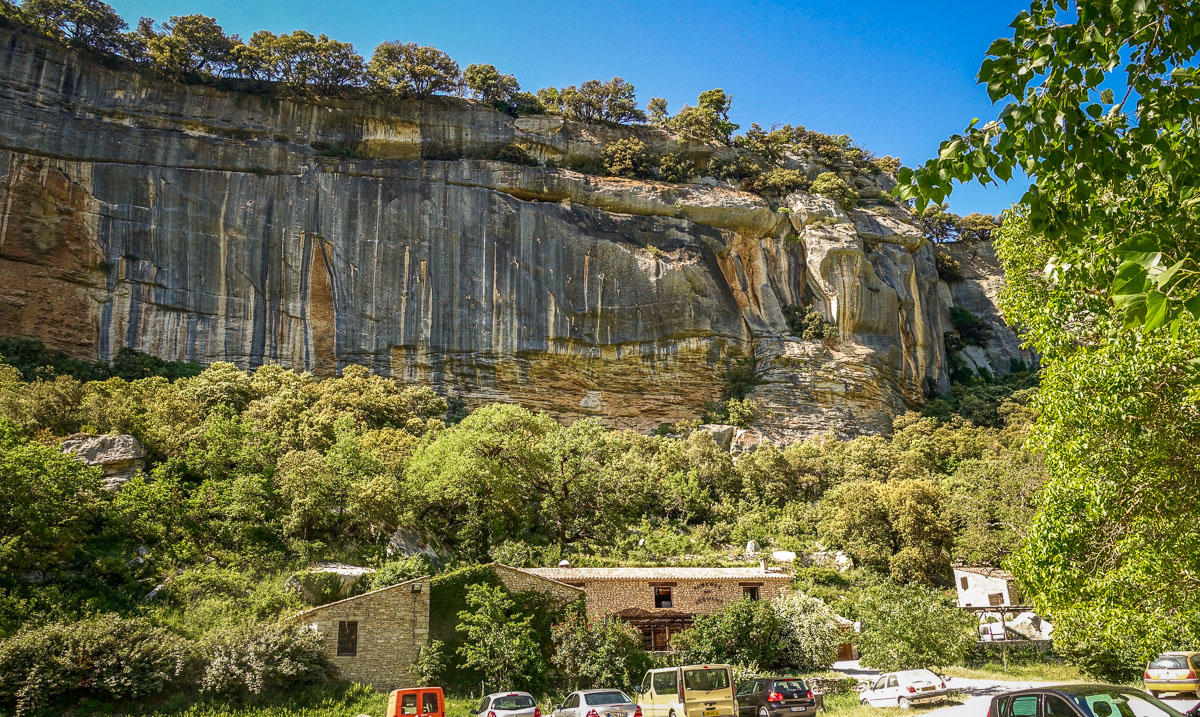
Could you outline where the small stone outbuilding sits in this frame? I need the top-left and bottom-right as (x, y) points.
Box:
(294, 575), (430, 691)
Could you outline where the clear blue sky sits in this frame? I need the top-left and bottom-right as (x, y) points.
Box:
(106, 0), (1031, 215)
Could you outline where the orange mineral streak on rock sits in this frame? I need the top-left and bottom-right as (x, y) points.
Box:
(0, 157), (104, 358)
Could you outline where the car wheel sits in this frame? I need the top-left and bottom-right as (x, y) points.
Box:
(860, 698), (869, 707)
(898, 698), (912, 710)
(759, 708), (770, 717)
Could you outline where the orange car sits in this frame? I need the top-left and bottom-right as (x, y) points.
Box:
(387, 687), (446, 717)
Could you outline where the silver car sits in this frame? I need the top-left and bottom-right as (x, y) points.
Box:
(475, 692), (542, 717)
(553, 689), (640, 717)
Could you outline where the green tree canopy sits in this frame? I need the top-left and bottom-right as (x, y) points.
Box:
(900, 1), (1200, 332)
(367, 41), (461, 98)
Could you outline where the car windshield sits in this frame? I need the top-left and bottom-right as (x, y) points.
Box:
(584, 693), (631, 706)
(772, 680), (809, 695)
(1149, 657), (1190, 669)
(492, 696), (535, 710)
(1063, 688), (1186, 717)
(684, 668), (731, 691)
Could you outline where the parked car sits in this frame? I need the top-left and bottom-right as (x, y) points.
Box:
(1145, 652), (1200, 698)
(860, 670), (947, 709)
(638, 664), (736, 717)
(387, 686), (445, 717)
(735, 677), (818, 717)
(986, 684), (1193, 717)
(554, 690), (641, 717)
(474, 692), (542, 717)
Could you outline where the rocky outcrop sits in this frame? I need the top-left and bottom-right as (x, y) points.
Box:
(941, 241), (1038, 376)
(0, 28), (1015, 441)
(59, 433), (145, 489)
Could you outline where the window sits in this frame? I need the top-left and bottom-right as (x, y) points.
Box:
(771, 679), (808, 697)
(641, 673), (652, 696)
(422, 692), (440, 714)
(585, 693), (632, 706)
(652, 670), (679, 695)
(1149, 656), (1189, 669)
(684, 667), (731, 691)
(989, 593), (1005, 607)
(736, 682), (757, 697)
(566, 695), (580, 709)
(743, 586), (760, 601)
(402, 694), (419, 716)
(478, 698), (490, 714)
(873, 678), (886, 691)
(642, 628), (654, 650)
(654, 586), (673, 608)
(492, 696), (535, 710)
(337, 620), (358, 657)
(1045, 696), (1074, 717)
(960, 576), (969, 589)
(887, 677), (898, 689)
(1009, 695), (1038, 717)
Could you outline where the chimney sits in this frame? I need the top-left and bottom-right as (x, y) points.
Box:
(759, 556), (769, 571)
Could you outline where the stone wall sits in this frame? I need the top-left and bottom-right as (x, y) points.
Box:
(294, 576), (430, 691)
(562, 577), (790, 616)
(492, 564), (584, 607)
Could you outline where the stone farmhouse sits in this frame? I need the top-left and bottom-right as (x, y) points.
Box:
(515, 562), (792, 650)
(293, 575), (430, 692)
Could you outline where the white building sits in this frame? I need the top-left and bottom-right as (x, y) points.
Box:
(953, 566), (1023, 608)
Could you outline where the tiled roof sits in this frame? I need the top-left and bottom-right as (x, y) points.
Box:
(519, 566), (792, 581)
(953, 566), (1015, 580)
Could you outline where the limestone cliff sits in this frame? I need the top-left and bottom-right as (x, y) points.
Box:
(0, 28), (1020, 441)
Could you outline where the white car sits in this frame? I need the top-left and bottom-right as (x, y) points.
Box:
(553, 689), (640, 717)
(475, 692), (542, 717)
(860, 670), (948, 709)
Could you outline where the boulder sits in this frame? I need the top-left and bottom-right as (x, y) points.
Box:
(60, 434), (145, 490)
(696, 424), (736, 452)
(387, 526), (441, 564)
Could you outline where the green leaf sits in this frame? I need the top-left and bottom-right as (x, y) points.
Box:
(1144, 290), (1168, 331)
(1101, 88), (1115, 103)
(1153, 260), (1185, 289)
(1185, 295), (1200, 320)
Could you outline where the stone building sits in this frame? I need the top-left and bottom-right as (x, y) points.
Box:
(294, 575), (430, 691)
(953, 566), (1024, 608)
(492, 563), (585, 606)
(516, 564), (792, 650)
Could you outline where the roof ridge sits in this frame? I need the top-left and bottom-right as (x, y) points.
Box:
(292, 574), (430, 619)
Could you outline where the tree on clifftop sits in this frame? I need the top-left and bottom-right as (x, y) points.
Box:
(21, 0), (127, 53)
(367, 41), (461, 98)
(463, 63), (521, 105)
(141, 14), (239, 79)
(236, 30), (365, 95)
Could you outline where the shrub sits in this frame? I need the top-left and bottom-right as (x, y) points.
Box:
(0, 616), (196, 715)
(774, 592), (843, 671)
(810, 172), (859, 211)
(552, 611), (650, 692)
(747, 167), (808, 196)
(489, 143), (539, 166)
(366, 555), (431, 591)
(935, 250), (965, 282)
(709, 155), (764, 184)
(657, 152), (696, 183)
(199, 622), (332, 696)
(666, 89), (738, 143)
(456, 583), (543, 692)
(870, 156), (902, 175)
(949, 306), (992, 346)
(602, 138), (657, 179)
(671, 598), (783, 668)
(856, 583), (977, 670)
(725, 397), (757, 428)
(415, 640), (448, 685)
(783, 305), (837, 341)
(541, 78), (647, 124)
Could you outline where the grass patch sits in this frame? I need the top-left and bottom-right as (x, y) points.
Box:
(820, 691), (962, 717)
(941, 662), (1088, 683)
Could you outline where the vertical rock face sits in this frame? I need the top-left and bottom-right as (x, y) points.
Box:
(0, 28), (1019, 441)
